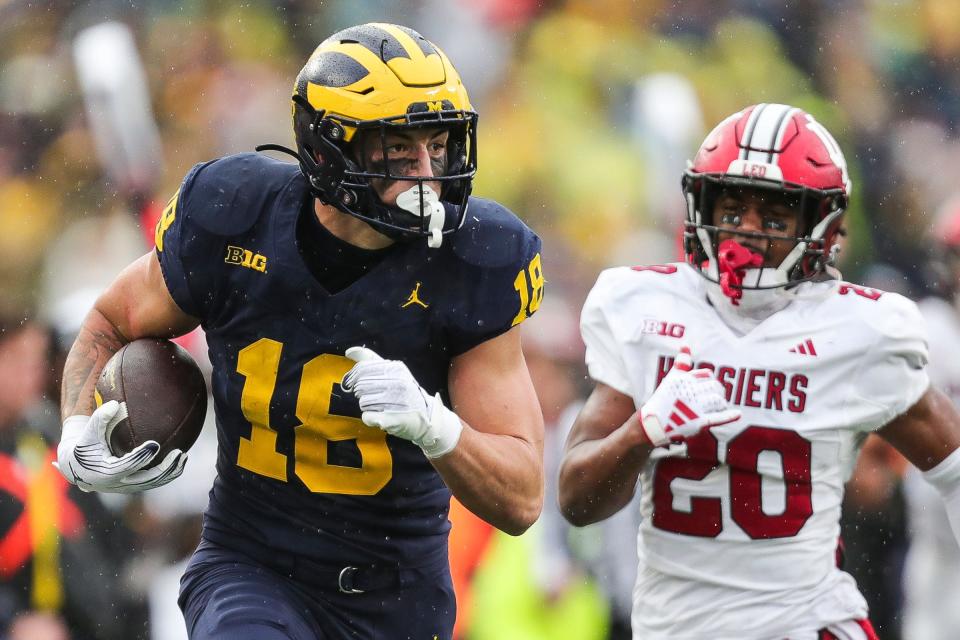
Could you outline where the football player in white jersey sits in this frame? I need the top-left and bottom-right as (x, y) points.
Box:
(559, 103), (960, 640)
(902, 200), (960, 640)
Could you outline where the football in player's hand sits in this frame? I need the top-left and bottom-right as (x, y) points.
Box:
(95, 338), (207, 464)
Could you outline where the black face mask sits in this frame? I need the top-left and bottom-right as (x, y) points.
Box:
(260, 95), (478, 244)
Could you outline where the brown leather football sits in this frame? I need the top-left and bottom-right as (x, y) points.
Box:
(95, 338), (207, 466)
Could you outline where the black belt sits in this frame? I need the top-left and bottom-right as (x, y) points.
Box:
(279, 554), (402, 594)
(200, 536), (402, 595)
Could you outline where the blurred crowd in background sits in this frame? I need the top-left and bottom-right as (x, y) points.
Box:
(3, 0), (960, 638)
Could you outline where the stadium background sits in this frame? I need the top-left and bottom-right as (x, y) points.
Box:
(2, 1), (958, 638)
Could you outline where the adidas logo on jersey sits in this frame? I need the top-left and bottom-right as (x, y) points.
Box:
(789, 339), (818, 356)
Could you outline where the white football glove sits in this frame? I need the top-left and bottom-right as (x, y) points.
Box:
(342, 347), (462, 458)
(639, 346), (741, 447)
(55, 400), (188, 493)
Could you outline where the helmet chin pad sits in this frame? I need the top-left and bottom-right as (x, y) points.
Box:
(716, 239), (764, 305)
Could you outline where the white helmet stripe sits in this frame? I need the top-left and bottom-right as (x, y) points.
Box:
(771, 106), (800, 162)
(744, 103), (796, 165)
(738, 103), (766, 161)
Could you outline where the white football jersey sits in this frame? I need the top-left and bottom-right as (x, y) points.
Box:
(581, 263), (930, 639)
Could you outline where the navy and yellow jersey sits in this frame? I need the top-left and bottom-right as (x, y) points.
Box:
(154, 152), (542, 566)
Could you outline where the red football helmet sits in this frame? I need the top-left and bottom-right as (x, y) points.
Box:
(682, 103), (851, 289)
(928, 194), (960, 297)
(933, 194), (960, 249)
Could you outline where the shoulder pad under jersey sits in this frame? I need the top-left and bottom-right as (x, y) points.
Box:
(449, 197), (537, 269)
(180, 152), (304, 237)
(856, 288), (928, 347)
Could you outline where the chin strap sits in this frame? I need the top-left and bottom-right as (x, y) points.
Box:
(715, 239), (763, 305)
(396, 185), (446, 248)
(256, 143), (302, 162)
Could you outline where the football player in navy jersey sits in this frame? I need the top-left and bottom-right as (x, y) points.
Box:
(55, 23), (545, 639)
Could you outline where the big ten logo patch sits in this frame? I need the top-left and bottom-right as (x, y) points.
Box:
(640, 319), (685, 338)
(225, 246), (267, 273)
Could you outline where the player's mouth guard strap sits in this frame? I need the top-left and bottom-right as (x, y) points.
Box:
(716, 239), (763, 305)
(922, 447), (960, 543)
(396, 185), (445, 248)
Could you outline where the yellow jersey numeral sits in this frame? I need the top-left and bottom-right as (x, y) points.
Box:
(154, 190), (179, 252)
(236, 339), (392, 494)
(511, 253), (544, 326)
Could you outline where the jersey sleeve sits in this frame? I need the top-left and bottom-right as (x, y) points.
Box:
(580, 269), (632, 396)
(153, 160), (226, 320)
(154, 153), (285, 321)
(846, 293), (931, 432)
(444, 201), (543, 356)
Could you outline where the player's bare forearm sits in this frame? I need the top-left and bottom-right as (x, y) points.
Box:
(60, 308), (128, 419)
(60, 253), (199, 421)
(441, 327), (544, 535)
(431, 424), (543, 535)
(558, 382), (647, 526)
(879, 387), (960, 469)
(559, 415), (651, 526)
